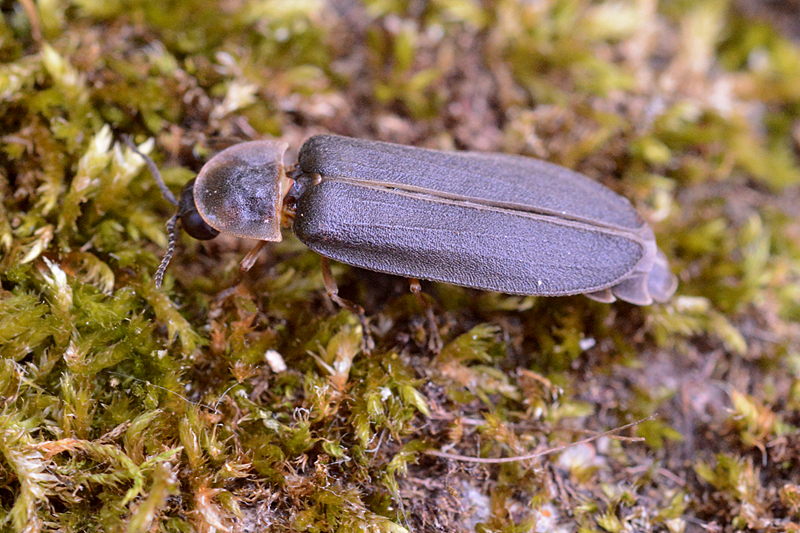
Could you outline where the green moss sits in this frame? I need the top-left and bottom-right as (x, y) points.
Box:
(2, 0), (800, 530)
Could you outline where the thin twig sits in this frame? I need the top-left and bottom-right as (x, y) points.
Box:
(425, 415), (655, 464)
(109, 371), (219, 414)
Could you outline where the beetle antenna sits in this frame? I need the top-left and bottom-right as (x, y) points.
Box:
(122, 134), (179, 206)
(123, 135), (183, 288)
(154, 214), (179, 288)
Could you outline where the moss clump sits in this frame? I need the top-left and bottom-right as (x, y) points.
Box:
(2, 0), (800, 531)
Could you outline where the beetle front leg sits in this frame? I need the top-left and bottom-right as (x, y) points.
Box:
(409, 278), (443, 354)
(240, 241), (268, 272)
(320, 256), (375, 353)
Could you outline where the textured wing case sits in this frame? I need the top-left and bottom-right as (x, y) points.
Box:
(294, 135), (677, 303)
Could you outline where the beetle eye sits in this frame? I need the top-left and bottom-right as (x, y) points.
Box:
(176, 179), (219, 240)
(181, 209), (220, 240)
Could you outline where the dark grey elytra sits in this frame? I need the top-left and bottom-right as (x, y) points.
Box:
(149, 134), (677, 306)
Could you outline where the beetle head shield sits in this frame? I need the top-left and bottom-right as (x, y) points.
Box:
(193, 140), (291, 242)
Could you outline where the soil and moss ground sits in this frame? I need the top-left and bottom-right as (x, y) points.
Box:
(1, 0), (800, 531)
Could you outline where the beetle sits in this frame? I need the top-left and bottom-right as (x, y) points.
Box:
(132, 134), (677, 347)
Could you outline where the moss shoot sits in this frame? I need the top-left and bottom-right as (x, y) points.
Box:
(1, 0), (800, 531)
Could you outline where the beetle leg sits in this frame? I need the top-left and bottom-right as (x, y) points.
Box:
(240, 241), (268, 272)
(408, 278), (443, 354)
(320, 256), (375, 353)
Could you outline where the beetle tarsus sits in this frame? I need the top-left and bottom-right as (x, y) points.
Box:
(409, 278), (443, 354)
(320, 257), (375, 353)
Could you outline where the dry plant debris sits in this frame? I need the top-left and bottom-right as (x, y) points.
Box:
(1, 0), (800, 531)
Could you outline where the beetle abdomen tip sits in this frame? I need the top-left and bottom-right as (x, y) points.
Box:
(646, 249), (679, 303)
(606, 247), (677, 305)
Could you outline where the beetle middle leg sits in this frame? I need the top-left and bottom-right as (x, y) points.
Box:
(409, 278), (443, 354)
(320, 256), (375, 353)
